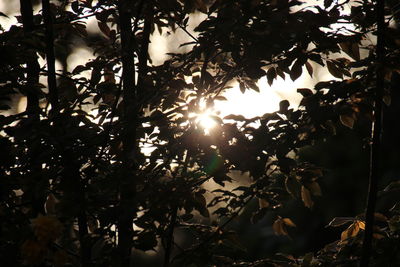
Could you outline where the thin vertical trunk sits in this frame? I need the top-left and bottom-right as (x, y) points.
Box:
(360, 0), (385, 266)
(41, 0), (59, 115)
(41, 1), (90, 265)
(20, 0), (40, 116)
(163, 207), (177, 267)
(137, 4), (152, 92)
(20, 0), (44, 217)
(117, 1), (137, 266)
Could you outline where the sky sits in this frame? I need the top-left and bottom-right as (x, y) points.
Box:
(0, 1), (337, 118)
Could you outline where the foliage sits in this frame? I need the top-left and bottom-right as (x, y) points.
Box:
(0, 0), (399, 266)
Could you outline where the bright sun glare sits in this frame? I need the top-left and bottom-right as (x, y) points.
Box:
(196, 111), (218, 130)
(189, 108), (218, 134)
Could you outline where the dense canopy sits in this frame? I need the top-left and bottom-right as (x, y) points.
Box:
(1, 0), (400, 266)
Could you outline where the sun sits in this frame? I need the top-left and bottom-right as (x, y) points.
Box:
(196, 111), (218, 130)
(189, 109), (218, 134)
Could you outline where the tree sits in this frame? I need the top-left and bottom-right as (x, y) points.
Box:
(0, 0), (399, 266)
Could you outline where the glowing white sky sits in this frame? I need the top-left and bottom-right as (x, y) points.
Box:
(0, 1), (339, 117)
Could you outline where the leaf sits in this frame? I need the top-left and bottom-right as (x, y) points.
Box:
(251, 208), (267, 224)
(315, 81), (333, 90)
(266, 67), (277, 86)
(356, 220), (365, 230)
(223, 114), (247, 121)
(90, 67), (102, 86)
(327, 217), (355, 227)
(44, 193), (59, 215)
(297, 88), (313, 97)
(374, 213), (388, 222)
(383, 94), (391, 106)
(246, 79), (259, 92)
(285, 177), (301, 198)
(301, 186), (313, 208)
(307, 182), (322, 196)
(324, 0), (334, 8)
(71, 1), (80, 13)
(276, 67), (285, 79)
(195, 0), (208, 13)
(258, 198), (270, 209)
(340, 114), (354, 129)
(98, 21), (111, 37)
(341, 222), (360, 241)
(214, 95), (227, 101)
(194, 193), (210, 218)
(388, 215), (400, 232)
(279, 100), (290, 114)
(290, 59), (303, 81)
(239, 82), (246, 93)
(282, 218), (296, 228)
(326, 60), (343, 79)
(273, 218), (288, 236)
(339, 42), (361, 61)
(305, 61), (313, 77)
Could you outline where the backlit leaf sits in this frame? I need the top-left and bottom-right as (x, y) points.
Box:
(305, 61), (313, 77)
(327, 60), (343, 79)
(273, 218), (288, 236)
(258, 198), (270, 209)
(223, 114), (247, 121)
(297, 88), (313, 97)
(301, 186), (313, 208)
(340, 223), (360, 241)
(340, 114), (354, 129)
(282, 218), (296, 227)
(307, 182), (322, 196)
(267, 67), (277, 86)
(290, 59), (303, 81)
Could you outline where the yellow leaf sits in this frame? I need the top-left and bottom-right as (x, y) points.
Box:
(282, 218), (296, 227)
(273, 218), (288, 236)
(350, 223), (360, 237)
(341, 228), (349, 241)
(356, 220), (365, 230)
(301, 186), (314, 208)
(341, 223), (360, 241)
(258, 198), (270, 209)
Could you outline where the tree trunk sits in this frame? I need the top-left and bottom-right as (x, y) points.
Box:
(117, 1), (138, 266)
(41, 1), (90, 265)
(360, 0), (386, 266)
(20, 0), (44, 217)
